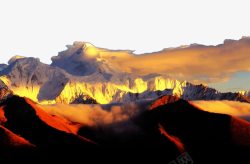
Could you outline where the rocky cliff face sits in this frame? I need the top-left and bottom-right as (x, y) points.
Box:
(0, 79), (12, 103)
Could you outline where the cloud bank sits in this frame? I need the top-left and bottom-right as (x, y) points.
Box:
(39, 100), (250, 129)
(192, 100), (250, 121)
(84, 37), (250, 85)
(39, 103), (145, 127)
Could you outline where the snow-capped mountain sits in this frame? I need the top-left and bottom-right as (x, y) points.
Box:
(121, 83), (250, 103)
(0, 57), (69, 104)
(0, 42), (249, 104)
(239, 91), (250, 97)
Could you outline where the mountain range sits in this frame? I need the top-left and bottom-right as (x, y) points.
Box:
(0, 41), (249, 104)
(0, 39), (250, 163)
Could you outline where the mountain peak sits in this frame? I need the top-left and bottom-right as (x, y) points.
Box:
(8, 55), (26, 64)
(82, 42), (99, 57)
(149, 95), (180, 110)
(82, 42), (95, 48)
(51, 41), (102, 76)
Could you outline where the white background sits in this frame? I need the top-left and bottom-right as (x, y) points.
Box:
(0, 0), (250, 64)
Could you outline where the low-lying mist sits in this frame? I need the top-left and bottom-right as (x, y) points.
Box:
(39, 100), (250, 129)
(192, 100), (250, 121)
(39, 101), (151, 127)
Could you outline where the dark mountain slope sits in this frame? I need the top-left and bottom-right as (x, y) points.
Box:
(0, 95), (249, 163)
(144, 95), (250, 163)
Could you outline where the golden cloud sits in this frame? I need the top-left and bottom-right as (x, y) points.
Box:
(192, 100), (250, 120)
(98, 37), (250, 84)
(39, 103), (142, 126)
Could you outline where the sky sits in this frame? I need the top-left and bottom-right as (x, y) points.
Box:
(210, 72), (250, 92)
(0, 0), (250, 91)
(1, 0), (250, 64)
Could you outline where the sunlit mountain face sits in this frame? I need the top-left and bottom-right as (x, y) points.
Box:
(0, 38), (250, 104)
(0, 38), (250, 163)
